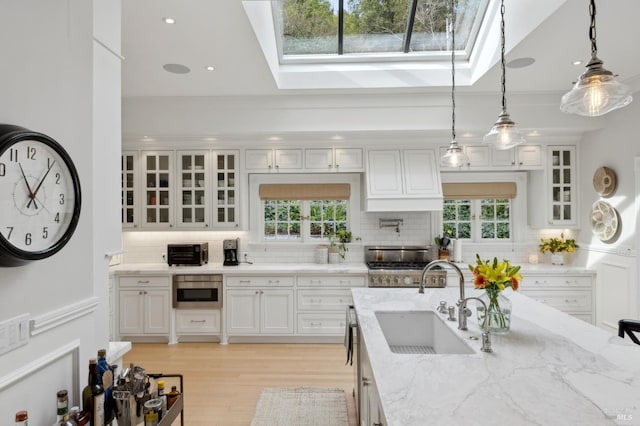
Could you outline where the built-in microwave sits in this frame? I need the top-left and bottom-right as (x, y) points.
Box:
(172, 274), (222, 309)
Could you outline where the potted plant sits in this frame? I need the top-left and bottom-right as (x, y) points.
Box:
(538, 233), (578, 265)
(329, 230), (360, 260)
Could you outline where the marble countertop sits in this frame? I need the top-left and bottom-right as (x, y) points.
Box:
(109, 262), (369, 275)
(352, 287), (640, 425)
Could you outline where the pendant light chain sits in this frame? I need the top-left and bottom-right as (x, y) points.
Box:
(450, 0), (456, 142)
(499, 0), (507, 113)
(589, 0), (597, 56)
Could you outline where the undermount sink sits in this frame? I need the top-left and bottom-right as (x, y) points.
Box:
(375, 310), (475, 355)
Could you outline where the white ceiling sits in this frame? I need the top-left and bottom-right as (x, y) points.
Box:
(122, 0), (640, 98)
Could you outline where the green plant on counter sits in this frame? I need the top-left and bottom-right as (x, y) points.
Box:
(329, 230), (361, 259)
(538, 233), (578, 254)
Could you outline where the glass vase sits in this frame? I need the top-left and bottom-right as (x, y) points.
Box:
(477, 289), (512, 334)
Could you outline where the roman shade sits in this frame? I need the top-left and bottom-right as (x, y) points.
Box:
(442, 182), (517, 200)
(259, 183), (350, 200)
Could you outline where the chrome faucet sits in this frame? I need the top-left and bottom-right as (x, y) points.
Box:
(419, 260), (466, 323)
(459, 296), (492, 353)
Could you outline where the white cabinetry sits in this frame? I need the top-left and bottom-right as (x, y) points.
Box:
(212, 151), (239, 227)
(359, 331), (386, 426)
(225, 276), (295, 335)
(519, 272), (594, 324)
(365, 149), (442, 211)
(528, 145), (577, 228)
(296, 274), (366, 335)
(304, 148), (364, 172)
(118, 275), (171, 339)
(175, 309), (221, 334)
(440, 144), (542, 170)
(245, 148), (303, 171)
(176, 150), (209, 228)
(121, 151), (139, 228)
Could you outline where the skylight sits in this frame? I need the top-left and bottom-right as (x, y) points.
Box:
(274, 0), (489, 63)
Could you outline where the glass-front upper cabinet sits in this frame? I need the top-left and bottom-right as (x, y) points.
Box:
(549, 147), (576, 226)
(121, 151), (138, 228)
(142, 151), (174, 228)
(177, 151), (209, 227)
(214, 151), (239, 227)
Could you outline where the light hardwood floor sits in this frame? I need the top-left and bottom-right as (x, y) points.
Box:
(123, 343), (357, 426)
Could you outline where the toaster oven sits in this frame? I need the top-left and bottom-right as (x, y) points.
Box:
(167, 243), (209, 266)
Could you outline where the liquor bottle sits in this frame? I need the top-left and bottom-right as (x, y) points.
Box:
(69, 406), (89, 426)
(82, 359), (105, 426)
(14, 410), (28, 425)
(96, 349), (114, 425)
(166, 386), (180, 409)
(57, 389), (69, 421)
(156, 380), (167, 417)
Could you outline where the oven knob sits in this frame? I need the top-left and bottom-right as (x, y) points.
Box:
(403, 276), (413, 285)
(393, 276), (400, 285)
(385, 277), (391, 285)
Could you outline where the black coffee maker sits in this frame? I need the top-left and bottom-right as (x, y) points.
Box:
(223, 238), (239, 266)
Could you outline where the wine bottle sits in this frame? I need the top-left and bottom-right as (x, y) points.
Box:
(96, 349), (114, 425)
(82, 359), (105, 426)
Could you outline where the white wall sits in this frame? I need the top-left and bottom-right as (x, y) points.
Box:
(0, 0), (120, 423)
(576, 100), (640, 333)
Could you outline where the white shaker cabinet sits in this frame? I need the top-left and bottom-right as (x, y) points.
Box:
(245, 148), (303, 171)
(121, 151), (139, 228)
(118, 275), (171, 339)
(304, 148), (364, 172)
(141, 151), (174, 228)
(176, 150), (209, 228)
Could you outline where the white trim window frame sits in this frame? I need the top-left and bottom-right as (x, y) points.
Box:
(443, 198), (512, 242)
(434, 171), (527, 244)
(249, 173), (361, 244)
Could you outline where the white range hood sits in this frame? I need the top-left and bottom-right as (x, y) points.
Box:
(362, 148), (443, 212)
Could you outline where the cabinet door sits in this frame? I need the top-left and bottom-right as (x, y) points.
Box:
(402, 149), (440, 196)
(261, 289), (294, 334)
(213, 151), (239, 227)
(464, 145), (490, 168)
(275, 149), (303, 170)
(305, 148), (333, 171)
(142, 151), (174, 228)
(121, 151), (138, 228)
(177, 150), (209, 228)
(119, 290), (144, 335)
(335, 148), (364, 171)
(245, 149), (273, 170)
(548, 146), (576, 226)
(144, 289), (170, 334)
(226, 289), (261, 334)
(517, 145), (542, 168)
(491, 148), (516, 168)
(367, 150), (403, 196)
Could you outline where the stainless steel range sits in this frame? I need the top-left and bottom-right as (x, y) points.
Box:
(365, 245), (447, 288)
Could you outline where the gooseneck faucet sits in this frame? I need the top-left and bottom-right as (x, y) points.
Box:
(419, 260), (466, 323)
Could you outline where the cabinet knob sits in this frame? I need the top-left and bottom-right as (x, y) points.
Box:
(511, 162), (516, 165)
(268, 165), (272, 169)
(519, 162), (523, 165)
(335, 164), (339, 168)
(275, 165), (280, 169)
(255, 290), (260, 294)
(362, 377), (370, 386)
(139, 291), (144, 295)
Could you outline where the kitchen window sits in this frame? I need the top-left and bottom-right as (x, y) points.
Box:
(440, 180), (518, 243)
(249, 174), (360, 244)
(443, 198), (511, 241)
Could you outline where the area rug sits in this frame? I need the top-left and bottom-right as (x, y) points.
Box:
(251, 386), (349, 426)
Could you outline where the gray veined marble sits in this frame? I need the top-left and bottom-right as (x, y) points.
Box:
(352, 287), (640, 426)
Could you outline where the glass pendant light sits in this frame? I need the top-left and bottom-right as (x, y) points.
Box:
(441, 0), (469, 168)
(483, 0), (524, 151)
(560, 0), (632, 117)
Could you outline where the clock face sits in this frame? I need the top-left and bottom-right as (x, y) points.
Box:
(0, 126), (81, 265)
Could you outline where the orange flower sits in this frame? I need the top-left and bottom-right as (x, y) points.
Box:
(510, 277), (519, 291)
(474, 274), (488, 289)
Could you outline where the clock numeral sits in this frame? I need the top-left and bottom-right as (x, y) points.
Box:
(9, 148), (18, 162)
(5, 227), (13, 239)
(54, 212), (60, 223)
(0, 163), (5, 176)
(42, 227), (48, 239)
(25, 233), (32, 246)
(55, 172), (61, 184)
(59, 194), (65, 205)
(27, 147), (36, 160)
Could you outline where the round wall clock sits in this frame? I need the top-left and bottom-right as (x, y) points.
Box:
(0, 124), (81, 266)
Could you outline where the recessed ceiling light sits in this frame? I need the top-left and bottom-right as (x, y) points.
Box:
(506, 57), (535, 69)
(330, 134), (344, 140)
(163, 63), (190, 74)
(267, 136), (282, 141)
(163, 17), (175, 24)
(572, 60), (582, 66)
(205, 66), (215, 71)
(203, 137), (217, 142)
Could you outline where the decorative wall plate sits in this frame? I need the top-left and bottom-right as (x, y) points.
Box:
(593, 166), (616, 197)
(590, 200), (620, 243)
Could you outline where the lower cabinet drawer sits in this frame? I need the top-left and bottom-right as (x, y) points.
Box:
(176, 309), (221, 334)
(226, 276), (294, 287)
(522, 275), (593, 288)
(297, 275), (366, 287)
(521, 290), (592, 313)
(297, 313), (347, 335)
(119, 275), (170, 288)
(297, 290), (353, 311)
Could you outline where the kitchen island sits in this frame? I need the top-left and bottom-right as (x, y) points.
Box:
(352, 287), (640, 425)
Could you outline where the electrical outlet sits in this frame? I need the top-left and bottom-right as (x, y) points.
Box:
(162, 253), (167, 261)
